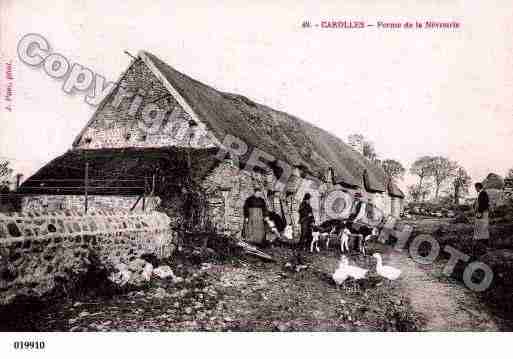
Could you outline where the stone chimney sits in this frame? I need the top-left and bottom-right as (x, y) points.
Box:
(347, 134), (364, 155)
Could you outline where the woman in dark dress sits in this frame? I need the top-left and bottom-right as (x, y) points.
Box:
(243, 188), (269, 245)
(298, 193), (314, 250)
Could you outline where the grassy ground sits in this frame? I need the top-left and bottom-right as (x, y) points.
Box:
(0, 241), (421, 332)
(399, 217), (513, 329)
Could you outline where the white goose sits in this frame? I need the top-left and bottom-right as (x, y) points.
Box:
(332, 256), (350, 286)
(343, 256), (368, 280)
(373, 253), (401, 280)
(332, 255), (368, 287)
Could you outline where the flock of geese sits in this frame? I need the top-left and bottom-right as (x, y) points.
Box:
(332, 253), (401, 287)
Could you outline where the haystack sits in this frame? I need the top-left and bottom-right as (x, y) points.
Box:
(483, 173), (504, 190)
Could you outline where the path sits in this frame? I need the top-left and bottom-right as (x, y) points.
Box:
(381, 246), (501, 331)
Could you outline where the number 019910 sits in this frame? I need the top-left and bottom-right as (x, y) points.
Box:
(13, 341), (45, 350)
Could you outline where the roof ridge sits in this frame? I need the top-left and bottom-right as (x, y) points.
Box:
(74, 50), (393, 194)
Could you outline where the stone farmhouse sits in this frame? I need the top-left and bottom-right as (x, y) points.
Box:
(19, 51), (404, 238)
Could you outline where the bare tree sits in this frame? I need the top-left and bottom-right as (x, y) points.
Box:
(407, 184), (421, 202)
(428, 156), (458, 201)
(382, 159), (406, 181)
(409, 156), (433, 202)
(452, 166), (472, 205)
(407, 182), (432, 202)
(420, 182), (432, 202)
(506, 168), (513, 180)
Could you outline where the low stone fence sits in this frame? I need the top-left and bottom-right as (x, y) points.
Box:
(20, 195), (161, 213)
(0, 209), (175, 305)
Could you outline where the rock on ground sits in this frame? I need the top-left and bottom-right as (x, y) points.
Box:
(108, 259), (154, 288)
(153, 266), (175, 279)
(480, 249), (513, 286)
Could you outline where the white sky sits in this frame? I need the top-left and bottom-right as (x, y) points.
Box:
(1, 0), (513, 194)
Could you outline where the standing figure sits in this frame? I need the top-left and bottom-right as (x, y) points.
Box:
(473, 182), (490, 252)
(243, 188), (269, 245)
(298, 193), (314, 250)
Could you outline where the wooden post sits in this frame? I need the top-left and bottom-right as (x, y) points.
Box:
(187, 144), (192, 171)
(15, 173), (23, 191)
(187, 121), (197, 172)
(84, 161), (89, 213)
(142, 177), (148, 211)
(130, 194), (143, 211)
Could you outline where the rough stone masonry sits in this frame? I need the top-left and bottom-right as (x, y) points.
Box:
(0, 209), (175, 305)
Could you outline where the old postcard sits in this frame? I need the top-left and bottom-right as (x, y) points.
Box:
(0, 0), (512, 356)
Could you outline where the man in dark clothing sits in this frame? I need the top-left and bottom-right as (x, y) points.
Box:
(473, 182), (490, 250)
(268, 211), (286, 233)
(243, 188), (269, 245)
(475, 183), (490, 215)
(298, 193), (314, 250)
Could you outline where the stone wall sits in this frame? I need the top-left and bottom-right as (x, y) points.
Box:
(391, 197), (403, 218)
(0, 209), (175, 305)
(201, 160), (399, 240)
(366, 192), (397, 220)
(370, 192), (385, 216)
(201, 160), (270, 237)
(76, 59), (216, 150)
(21, 195), (160, 213)
(201, 160), (308, 237)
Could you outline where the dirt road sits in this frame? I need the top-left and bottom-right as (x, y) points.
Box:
(378, 244), (501, 331)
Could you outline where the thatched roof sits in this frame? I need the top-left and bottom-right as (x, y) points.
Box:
(29, 51), (396, 196)
(142, 51), (386, 191)
(387, 181), (405, 198)
(19, 147), (218, 196)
